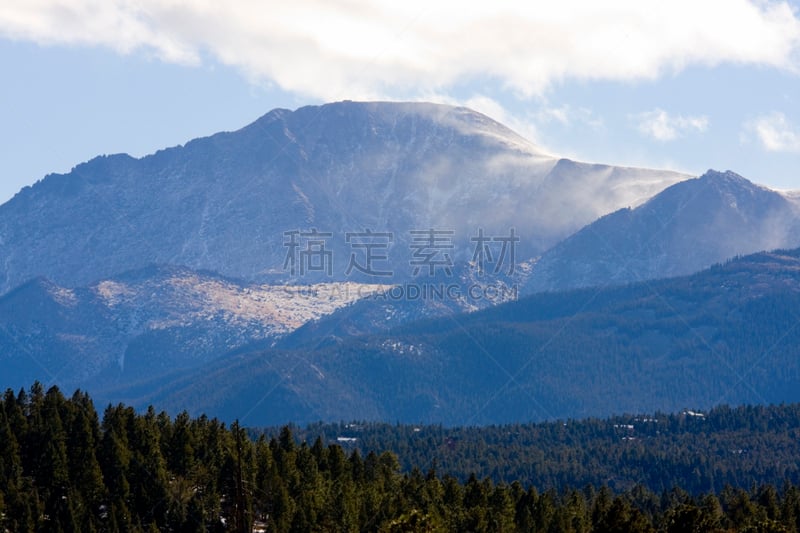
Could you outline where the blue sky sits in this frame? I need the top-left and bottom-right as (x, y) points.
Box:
(1, 1), (800, 204)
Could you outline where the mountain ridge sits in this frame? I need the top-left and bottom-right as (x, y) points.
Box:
(0, 264), (389, 393)
(108, 247), (800, 426)
(523, 169), (800, 293)
(0, 100), (687, 294)
(4, 101), (800, 427)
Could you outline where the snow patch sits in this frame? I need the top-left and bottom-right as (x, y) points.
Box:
(49, 286), (78, 307)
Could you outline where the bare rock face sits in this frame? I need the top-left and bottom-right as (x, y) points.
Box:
(0, 101), (685, 294)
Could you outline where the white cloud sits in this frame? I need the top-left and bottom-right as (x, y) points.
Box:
(745, 112), (800, 152)
(536, 105), (572, 126)
(0, 1), (799, 101)
(634, 108), (709, 141)
(535, 105), (604, 130)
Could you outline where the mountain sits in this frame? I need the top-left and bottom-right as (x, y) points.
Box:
(524, 170), (800, 293)
(7, 101), (800, 427)
(0, 101), (687, 294)
(0, 265), (386, 393)
(125, 248), (800, 426)
(261, 169), (800, 349)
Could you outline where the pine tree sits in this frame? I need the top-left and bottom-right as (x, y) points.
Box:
(463, 474), (489, 532)
(128, 413), (169, 529)
(101, 405), (134, 532)
(229, 421), (253, 533)
(34, 387), (72, 530)
(168, 411), (196, 477)
(0, 403), (22, 494)
(486, 484), (515, 532)
(65, 390), (106, 529)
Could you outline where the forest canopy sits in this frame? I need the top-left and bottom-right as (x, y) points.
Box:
(2, 383), (800, 532)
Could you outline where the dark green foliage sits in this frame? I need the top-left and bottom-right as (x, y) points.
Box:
(280, 402), (800, 496)
(8, 383), (800, 531)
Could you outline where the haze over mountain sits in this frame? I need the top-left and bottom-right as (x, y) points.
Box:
(524, 170), (800, 293)
(259, 169), (800, 347)
(0, 101), (686, 294)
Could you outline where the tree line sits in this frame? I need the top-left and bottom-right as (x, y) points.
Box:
(279, 402), (800, 497)
(3, 382), (800, 531)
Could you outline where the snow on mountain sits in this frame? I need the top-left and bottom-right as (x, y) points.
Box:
(143, 248), (800, 426)
(92, 266), (388, 334)
(524, 170), (800, 293)
(0, 264), (388, 392)
(0, 101), (688, 294)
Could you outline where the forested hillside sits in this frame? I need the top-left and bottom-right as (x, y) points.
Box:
(278, 403), (800, 496)
(128, 249), (800, 426)
(4, 383), (800, 531)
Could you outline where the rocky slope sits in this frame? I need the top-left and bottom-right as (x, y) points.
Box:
(0, 101), (687, 294)
(130, 249), (800, 426)
(0, 265), (386, 392)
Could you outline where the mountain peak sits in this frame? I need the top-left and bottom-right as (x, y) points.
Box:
(701, 169), (745, 180)
(0, 101), (687, 293)
(699, 169), (760, 189)
(525, 168), (800, 293)
(248, 100), (547, 156)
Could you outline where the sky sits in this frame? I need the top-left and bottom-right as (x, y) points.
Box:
(1, 1), (800, 204)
